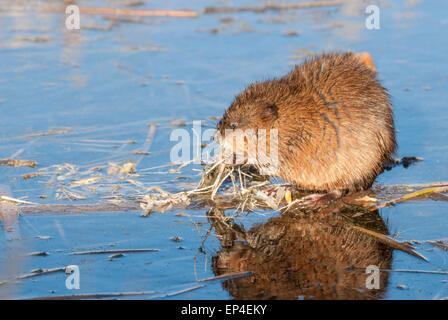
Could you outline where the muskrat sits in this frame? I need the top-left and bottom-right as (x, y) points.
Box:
(216, 52), (396, 199)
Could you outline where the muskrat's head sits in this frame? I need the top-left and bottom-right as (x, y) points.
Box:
(215, 82), (280, 171)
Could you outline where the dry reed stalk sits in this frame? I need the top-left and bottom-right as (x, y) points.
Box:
(0, 159), (36, 168)
(373, 186), (448, 210)
(204, 1), (343, 13)
(9, 6), (200, 18)
(80, 7), (199, 18)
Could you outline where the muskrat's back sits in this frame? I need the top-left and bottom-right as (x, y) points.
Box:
(217, 52), (396, 192)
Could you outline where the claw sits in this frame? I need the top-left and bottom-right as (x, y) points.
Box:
(300, 190), (342, 209)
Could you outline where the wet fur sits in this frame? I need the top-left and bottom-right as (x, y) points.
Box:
(217, 52), (396, 192)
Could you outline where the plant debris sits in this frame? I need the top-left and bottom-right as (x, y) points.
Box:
(71, 248), (159, 255)
(427, 240), (448, 251)
(29, 251), (49, 256)
(109, 253), (125, 260)
(0, 159), (37, 168)
(203, 1), (343, 14)
(373, 186), (448, 210)
(22, 172), (45, 180)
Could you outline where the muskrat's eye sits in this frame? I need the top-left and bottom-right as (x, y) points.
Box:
(261, 104), (279, 122)
(230, 123), (238, 130)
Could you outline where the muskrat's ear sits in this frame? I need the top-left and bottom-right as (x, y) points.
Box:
(260, 104), (279, 122)
(354, 52), (377, 73)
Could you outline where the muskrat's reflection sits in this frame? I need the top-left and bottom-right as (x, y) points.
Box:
(209, 205), (392, 300)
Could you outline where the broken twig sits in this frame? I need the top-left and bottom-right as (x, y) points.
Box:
(204, 1), (343, 14)
(71, 248), (159, 255)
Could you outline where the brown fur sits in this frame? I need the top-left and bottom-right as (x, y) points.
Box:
(217, 52), (396, 192)
(210, 206), (392, 300)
